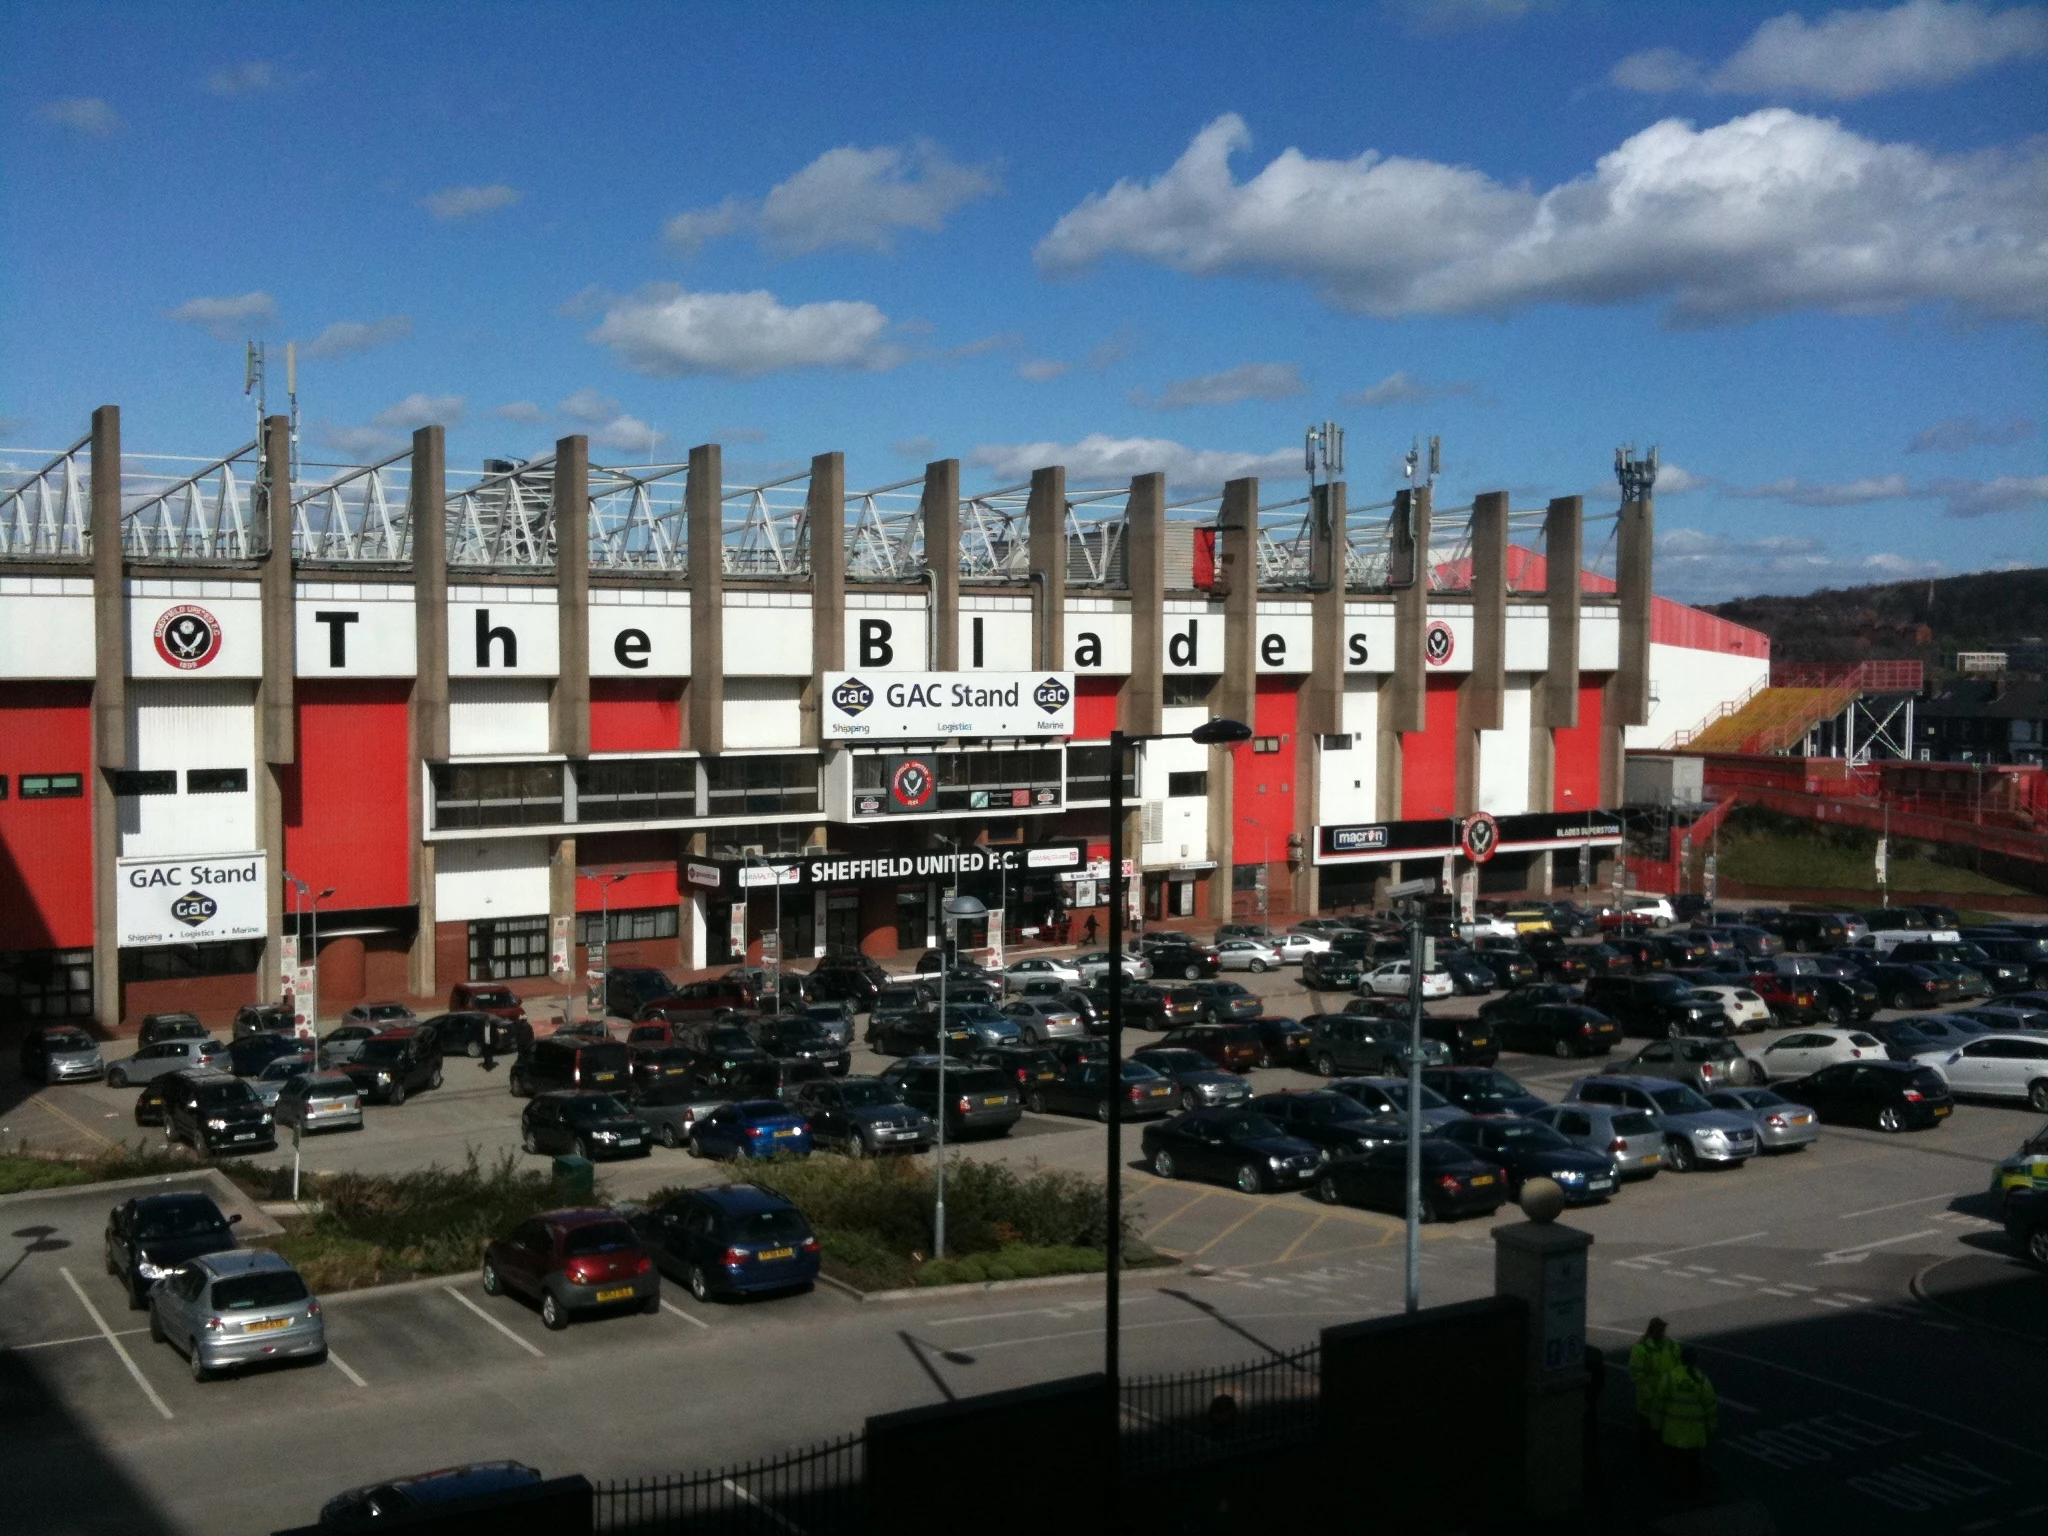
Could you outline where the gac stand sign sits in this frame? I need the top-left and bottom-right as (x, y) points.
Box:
(823, 671), (1075, 739)
(116, 853), (268, 948)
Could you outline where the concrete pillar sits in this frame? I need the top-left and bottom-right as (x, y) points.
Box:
(1209, 477), (1258, 920)
(89, 405), (124, 1033)
(922, 459), (960, 669)
(687, 443), (724, 754)
(1303, 481), (1346, 736)
(1491, 1212), (1594, 1516)
(1537, 496), (1582, 729)
(1458, 491), (1509, 813)
(254, 415), (295, 1002)
(806, 452), (846, 747)
(551, 434), (591, 758)
(1122, 473), (1165, 737)
(407, 425), (449, 998)
(1379, 487), (1430, 823)
(550, 835), (577, 1013)
(1603, 497), (1655, 810)
(1026, 466), (1066, 670)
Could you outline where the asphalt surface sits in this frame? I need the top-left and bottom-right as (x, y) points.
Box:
(5, 929), (2046, 1536)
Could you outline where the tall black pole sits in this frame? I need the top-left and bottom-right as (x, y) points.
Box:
(1105, 728), (1126, 1484)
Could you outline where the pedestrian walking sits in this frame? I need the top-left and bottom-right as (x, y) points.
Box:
(1658, 1347), (1718, 1499)
(1628, 1317), (1680, 1458)
(1083, 912), (1100, 947)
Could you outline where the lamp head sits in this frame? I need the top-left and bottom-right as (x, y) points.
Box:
(1190, 717), (1253, 746)
(941, 894), (988, 920)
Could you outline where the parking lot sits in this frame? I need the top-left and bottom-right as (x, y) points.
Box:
(7, 914), (2048, 1533)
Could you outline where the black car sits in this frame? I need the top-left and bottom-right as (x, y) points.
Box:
(973, 1043), (1065, 1096)
(867, 983), (928, 1044)
(1141, 1108), (1322, 1193)
(705, 1056), (834, 1105)
(1420, 1066), (1547, 1117)
(104, 1191), (242, 1308)
(1249, 1090), (1409, 1157)
(678, 1021), (774, 1075)
(1649, 934), (1714, 969)
(520, 1090), (650, 1159)
(1301, 951), (1364, 991)
(1478, 984), (1583, 1026)
(2004, 1186), (2048, 1269)
(1493, 1003), (1620, 1059)
(1422, 1015), (1500, 1067)
(747, 1017), (852, 1076)
(420, 1010), (514, 1058)
(340, 1028), (444, 1105)
(1785, 1062), (1953, 1132)
(512, 1036), (636, 1097)
(868, 1005), (986, 1058)
(1758, 911), (1851, 953)
(1093, 982), (1205, 1031)
(1028, 1059), (1178, 1121)
(1143, 941), (1222, 981)
(794, 1076), (933, 1155)
(1582, 974), (1729, 1040)
(1439, 950), (1500, 995)
(880, 1060), (1022, 1137)
(161, 1070), (276, 1154)
(1577, 943), (1634, 979)
(138, 1012), (210, 1049)
(1187, 980), (1262, 1023)
(1805, 973), (1880, 1024)
(1468, 941), (1537, 989)
(1313, 1138), (1507, 1221)
(1861, 1019), (1945, 1063)
(1864, 962), (1953, 1012)
(226, 1030), (307, 1078)
(1437, 1115), (1617, 1203)
(1520, 932), (1591, 985)
(1244, 1016), (1313, 1069)
(603, 966), (676, 1023)
(1971, 936), (2048, 988)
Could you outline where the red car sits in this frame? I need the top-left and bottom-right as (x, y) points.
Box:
(481, 1208), (660, 1331)
(1747, 972), (1823, 1024)
(638, 978), (757, 1021)
(449, 982), (528, 1026)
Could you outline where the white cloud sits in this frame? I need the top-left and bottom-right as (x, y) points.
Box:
(759, 140), (998, 255)
(420, 183), (522, 220)
(1725, 469), (2046, 517)
(318, 425), (399, 458)
(1609, 47), (1705, 94)
(1927, 473), (2048, 517)
(662, 196), (749, 256)
(38, 97), (120, 136)
(587, 285), (903, 377)
(1087, 323), (1139, 373)
(1907, 415), (2036, 452)
(947, 330), (1023, 360)
(493, 401), (544, 422)
(204, 61), (277, 96)
(1035, 110), (2048, 325)
(1653, 524), (1944, 600)
(590, 415), (665, 454)
(1653, 462), (1710, 494)
(166, 291), (278, 341)
(557, 388), (622, 424)
(1018, 359), (1070, 382)
(1346, 369), (1483, 408)
(894, 435), (941, 461)
(372, 393), (463, 431)
(1131, 361), (1307, 410)
(300, 315), (412, 359)
(968, 434), (1300, 492)
(1730, 473), (1914, 505)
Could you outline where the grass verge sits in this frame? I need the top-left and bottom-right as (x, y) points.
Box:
(1718, 806), (2028, 897)
(0, 1139), (201, 1195)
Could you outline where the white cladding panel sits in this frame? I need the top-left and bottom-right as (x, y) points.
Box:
(1478, 677), (1534, 815)
(844, 607), (930, 672)
(0, 586), (94, 677)
(448, 595), (560, 678)
(723, 605), (813, 676)
(1421, 604), (1475, 675)
(1319, 677), (1379, 826)
(294, 591), (416, 676)
(1161, 613), (1226, 674)
(591, 605), (691, 677)
(121, 680), (257, 858)
(1582, 607), (1620, 671)
(722, 678), (805, 749)
(1506, 606), (1550, 671)
(1342, 606), (1396, 673)
(965, 610), (1035, 670)
(1254, 613), (1314, 674)
(448, 678), (551, 755)
(1065, 612), (1130, 673)
(435, 837), (550, 923)
(1143, 705), (1212, 865)
(127, 589), (265, 678)
(1628, 643), (1771, 751)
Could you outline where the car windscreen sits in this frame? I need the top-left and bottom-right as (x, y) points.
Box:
(560, 1095), (630, 1121)
(725, 1208), (810, 1244)
(1610, 1111), (1658, 1135)
(210, 1270), (309, 1310)
(42, 1029), (94, 1052)
(738, 1098), (796, 1119)
(945, 1070), (1009, 1094)
(1142, 1050), (1211, 1074)
(1907, 1068), (1949, 1095)
(1290, 1097), (1361, 1123)
(1650, 1085), (1713, 1114)
(194, 1081), (259, 1108)
(837, 1081), (902, 1108)
(465, 989), (516, 1007)
(703, 1027), (755, 1051)
(561, 1221), (638, 1256)
(302, 1074), (356, 1095)
(1460, 1071), (1528, 1099)
(1643, 979), (1694, 1002)
(1490, 1121), (1570, 1149)
(1420, 1140), (1480, 1169)
(1221, 1113), (1285, 1140)
(355, 1039), (411, 1064)
(777, 1022), (832, 1045)
(132, 1199), (230, 1240)
(1376, 1081), (1452, 1111)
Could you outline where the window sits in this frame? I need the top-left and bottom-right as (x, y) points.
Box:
(704, 754), (819, 818)
(468, 916), (550, 982)
(1319, 734), (1351, 751)
(576, 905), (681, 946)
(430, 762), (564, 829)
(1252, 736), (1282, 754)
(1162, 677), (1211, 707)
(850, 748), (1061, 816)
(576, 759), (694, 823)
(18, 773), (83, 799)
(0, 776), (6, 799)
(1065, 745), (1136, 804)
(0, 949), (94, 1020)
(1167, 771), (1208, 798)
(186, 768), (248, 795)
(119, 942), (262, 984)
(108, 770), (176, 797)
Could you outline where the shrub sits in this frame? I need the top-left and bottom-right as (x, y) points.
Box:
(915, 1245), (1107, 1287)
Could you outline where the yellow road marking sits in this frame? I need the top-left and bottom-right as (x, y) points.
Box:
(1276, 1214), (1329, 1265)
(1139, 1186), (1217, 1241)
(1188, 1200), (1283, 1258)
(28, 1090), (121, 1151)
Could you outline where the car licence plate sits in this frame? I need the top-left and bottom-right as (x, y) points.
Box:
(1471, 1038), (1490, 1049)
(1471, 1174), (1495, 1186)
(1933, 1105), (1951, 1117)
(314, 1101), (344, 1112)
(773, 1127), (798, 1137)
(984, 1096), (1007, 1106)
(1589, 1180), (1612, 1192)
(594, 1072), (617, 1082)
(617, 1137), (640, 1147)
(595, 1286), (634, 1303)
(1642, 1153), (1661, 1164)
(244, 1316), (291, 1333)
(759, 1247), (795, 1261)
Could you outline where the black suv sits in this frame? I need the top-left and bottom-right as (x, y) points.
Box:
(604, 966), (676, 1022)
(1582, 974), (1730, 1039)
(1301, 951), (1364, 991)
(806, 955), (889, 1009)
(1520, 932), (1591, 984)
(1756, 911), (1850, 953)
(161, 1070), (277, 1154)
(104, 1190), (242, 1308)
(880, 1060), (1022, 1137)
(138, 1012), (210, 1049)
(748, 1016), (852, 1075)
(1142, 941), (1221, 980)
(340, 1028), (444, 1105)
(512, 1036), (635, 1097)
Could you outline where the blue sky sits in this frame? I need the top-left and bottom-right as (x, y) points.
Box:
(3, 0), (2043, 602)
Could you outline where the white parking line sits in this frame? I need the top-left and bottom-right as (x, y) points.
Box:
(327, 1348), (367, 1387)
(7, 1329), (148, 1351)
(660, 1300), (710, 1330)
(1818, 1228), (1942, 1263)
(441, 1285), (544, 1357)
(1636, 1232), (1769, 1263)
(1838, 1192), (1956, 1220)
(59, 1267), (173, 1421)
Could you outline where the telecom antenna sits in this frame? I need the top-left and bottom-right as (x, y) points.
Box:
(1402, 434), (1443, 491)
(1615, 443), (1659, 503)
(1304, 420), (1344, 486)
(286, 340), (300, 477)
(244, 340), (267, 440)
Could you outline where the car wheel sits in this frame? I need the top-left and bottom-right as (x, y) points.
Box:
(1552, 1038), (1572, 1059)
(189, 1343), (210, 1382)
(1095, 1100), (1112, 1124)
(1235, 1163), (1265, 1195)
(1248, 960), (1267, 974)
(1654, 917), (1671, 930)
(1153, 1149), (1178, 1180)
(660, 1123), (680, 1150)
(1184, 965), (1202, 982)
(148, 1306), (164, 1343)
(2028, 1227), (2048, 1269)
(482, 1258), (502, 1295)
(510, 1069), (530, 1098)
(688, 1264), (712, 1302)
(1315, 1172), (1340, 1205)
(427, 1067), (442, 1090)
(1823, 1003), (1846, 1025)
(1315, 1053), (1337, 1077)
(1666, 1138), (1695, 1173)
(388, 1082), (407, 1107)
(1877, 1107), (1904, 1133)
(1181, 1089), (1199, 1111)
(540, 1291), (567, 1331)
(466, 1040), (483, 1058)
(575, 1137), (593, 1160)
(642, 1293), (662, 1315)
(107, 1067), (127, 1088)
(2028, 1079), (2048, 1114)
(1028, 1089), (1047, 1114)
(686, 1134), (703, 1159)
(1666, 1022), (1684, 1040)
(1891, 991), (1914, 1011)
(522, 1129), (540, 1155)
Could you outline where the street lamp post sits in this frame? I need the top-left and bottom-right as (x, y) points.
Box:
(579, 871), (627, 1024)
(284, 874), (335, 1056)
(934, 891), (986, 1260)
(1105, 718), (1250, 1402)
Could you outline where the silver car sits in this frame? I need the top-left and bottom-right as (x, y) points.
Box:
(105, 1036), (229, 1087)
(1325, 1076), (1470, 1131)
(149, 1249), (325, 1380)
(1215, 939), (1283, 973)
(1613, 1037), (1766, 1093)
(1132, 1047), (1254, 1111)
(1565, 1075), (1760, 1171)
(273, 1070), (364, 1134)
(1073, 950), (1152, 982)
(317, 1023), (379, 1066)
(1000, 998), (1086, 1043)
(250, 1054), (315, 1107)
(1705, 1087), (1822, 1151)
(1528, 1102), (1664, 1178)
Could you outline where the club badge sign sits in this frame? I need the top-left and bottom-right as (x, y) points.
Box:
(1423, 619), (1456, 667)
(823, 671), (1075, 739)
(154, 605), (224, 670)
(116, 852), (267, 947)
(885, 756), (937, 814)
(1460, 811), (1500, 863)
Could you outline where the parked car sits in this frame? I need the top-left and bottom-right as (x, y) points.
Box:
(226, 1030), (306, 1078)
(1244, 1016), (1314, 1069)
(1421, 1014), (1500, 1068)
(1784, 1061), (1953, 1132)
(339, 1002), (418, 1032)
(1685, 985), (1773, 1033)
(228, 1004), (295, 1041)
(1004, 956), (1084, 991)
(1103, 983), (1206, 1031)
(149, 1249), (325, 1378)
(868, 984), (929, 1042)
(315, 1023), (379, 1067)
(481, 1209), (658, 1329)
(629, 1044), (700, 1090)
(631, 1185), (820, 1302)
(1248, 1090), (1411, 1157)
(133, 1079), (170, 1128)
(319, 1465), (546, 1526)
(511, 1037), (635, 1098)
(273, 1070), (364, 1136)
(999, 997), (1088, 1044)
(1758, 911), (1852, 953)
(1437, 1116), (1616, 1203)
(18, 1024), (103, 1083)
(1650, 933), (1715, 969)
(1893, 940), (2028, 994)
(1805, 973), (1881, 1024)
(1519, 933), (1591, 985)
(1213, 938), (1283, 973)
(2003, 1186), (2048, 1269)
(1582, 973), (1730, 1040)
(1133, 1048), (1254, 1111)
(339, 1028), (443, 1106)
(1893, 1013), (1992, 1051)
(707, 1056), (835, 1106)
(1313, 1138), (1507, 1220)
(1071, 949), (1152, 983)
(1494, 1003), (1620, 1059)
(746, 1016), (853, 1075)
(806, 954), (891, 1010)
(1143, 940), (1222, 980)
(1564, 1075), (1760, 1171)
(1612, 1037), (1764, 1093)
(1525, 1102), (1664, 1179)
(879, 1058), (1022, 1138)
(641, 977), (759, 1020)
(1267, 933), (1330, 965)
(248, 1054), (314, 1106)
(1744, 972), (1825, 1025)
(1479, 983), (1582, 1025)
(1307, 1014), (1449, 1078)
(1703, 1087), (1821, 1152)
(1438, 950), (1500, 996)
(1324, 1076), (1470, 1131)
(688, 1098), (815, 1160)
(421, 1010), (517, 1058)
(1861, 1019), (1947, 1063)
(521, 1090), (650, 1159)
(447, 982), (528, 1028)
(106, 1035), (229, 1087)
(1186, 980), (1264, 1022)
(1300, 951), (1364, 991)
(604, 966), (676, 1022)
(1141, 1108), (1323, 1193)
(1420, 1066), (1547, 1117)
(1364, 960), (1455, 1000)
(1156, 1023), (1263, 1073)
(138, 1012), (210, 1049)
(1863, 960), (1956, 1011)
(1028, 1059), (1177, 1121)
(793, 1076), (933, 1155)
(1757, 1028), (1889, 1081)
(1911, 1034), (2048, 1111)
(105, 1190), (241, 1309)
(1468, 940), (1538, 988)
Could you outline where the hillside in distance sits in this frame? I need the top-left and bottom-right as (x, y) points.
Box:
(1704, 568), (2048, 666)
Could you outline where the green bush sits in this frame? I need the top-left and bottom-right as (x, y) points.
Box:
(915, 1245), (1107, 1287)
(0, 1138), (200, 1193)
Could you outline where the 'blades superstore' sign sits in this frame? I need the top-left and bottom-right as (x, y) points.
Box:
(823, 672), (1075, 739)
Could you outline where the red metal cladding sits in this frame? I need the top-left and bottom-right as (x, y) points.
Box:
(1072, 675), (1121, 741)
(573, 831), (680, 912)
(1401, 676), (1462, 822)
(0, 682), (94, 949)
(1234, 678), (1299, 868)
(280, 680), (411, 911)
(590, 680), (683, 754)
(1553, 680), (1606, 812)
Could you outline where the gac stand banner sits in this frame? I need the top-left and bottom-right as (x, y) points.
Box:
(822, 671), (1076, 739)
(117, 852), (268, 948)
